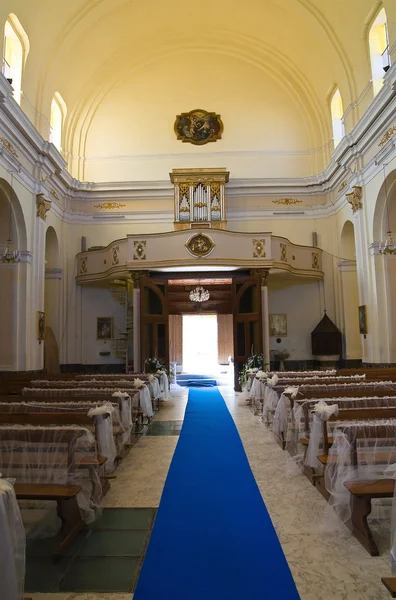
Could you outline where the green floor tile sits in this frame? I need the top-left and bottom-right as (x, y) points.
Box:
(27, 530), (89, 557)
(79, 529), (149, 557)
(59, 556), (140, 592)
(91, 507), (155, 530)
(25, 556), (71, 592)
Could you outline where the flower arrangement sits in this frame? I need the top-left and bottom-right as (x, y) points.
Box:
(238, 353), (268, 388)
(144, 357), (175, 381)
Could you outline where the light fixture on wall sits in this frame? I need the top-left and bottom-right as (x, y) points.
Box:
(2, 171), (20, 264)
(379, 165), (396, 256)
(189, 283), (210, 303)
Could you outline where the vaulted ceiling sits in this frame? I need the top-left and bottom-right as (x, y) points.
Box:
(1, 0), (395, 181)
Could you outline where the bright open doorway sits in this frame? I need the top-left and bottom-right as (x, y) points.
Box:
(182, 314), (218, 374)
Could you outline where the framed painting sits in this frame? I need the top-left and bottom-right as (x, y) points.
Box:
(97, 317), (112, 340)
(37, 311), (45, 342)
(174, 109), (223, 145)
(269, 314), (287, 337)
(358, 305), (367, 335)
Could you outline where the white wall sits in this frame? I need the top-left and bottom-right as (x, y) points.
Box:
(80, 285), (125, 366)
(268, 278), (322, 361)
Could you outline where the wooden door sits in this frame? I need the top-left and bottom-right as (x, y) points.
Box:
(232, 276), (262, 390)
(140, 278), (169, 368)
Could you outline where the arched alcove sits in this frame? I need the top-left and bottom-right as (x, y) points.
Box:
(372, 170), (396, 361)
(0, 177), (27, 370)
(44, 226), (61, 372)
(339, 220), (361, 361)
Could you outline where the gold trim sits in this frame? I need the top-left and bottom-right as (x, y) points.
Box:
(338, 181), (347, 192)
(379, 126), (396, 147)
(50, 189), (60, 201)
(185, 233), (215, 258)
(94, 202), (126, 210)
(345, 186), (363, 213)
(0, 136), (18, 158)
(36, 194), (52, 220)
(272, 198), (302, 206)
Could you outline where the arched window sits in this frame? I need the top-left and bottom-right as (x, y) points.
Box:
(330, 88), (345, 148)
(2, 15), (29, 105)
(49, 93), (67, 152)
(369, 8), (391, 97)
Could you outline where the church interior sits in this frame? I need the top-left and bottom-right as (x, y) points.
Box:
(1, 0), (396, 598)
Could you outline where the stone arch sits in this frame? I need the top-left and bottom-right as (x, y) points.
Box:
(372, 168), (396, 362)
(339, 219), (361, 361)
(0, 177), (28, 370)
(44, 225), (61, 372)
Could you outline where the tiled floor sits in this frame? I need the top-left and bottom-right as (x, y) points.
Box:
(29, 385), (394, 599)
(26, 508), (156, 594)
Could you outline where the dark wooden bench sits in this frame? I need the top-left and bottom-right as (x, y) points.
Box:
(0, 427), (85, 560)
(382, 577), (396, 597)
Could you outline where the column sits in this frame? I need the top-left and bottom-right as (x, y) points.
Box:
(126, 278), (134, 371)
(260, 270), (270, 368)
(132, 272), (141, 372)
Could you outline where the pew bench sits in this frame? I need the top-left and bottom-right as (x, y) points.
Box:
(15, 482), (84, 561)
(344, 479), (395, 556)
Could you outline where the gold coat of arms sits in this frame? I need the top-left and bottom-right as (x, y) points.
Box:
(185, 233), (215, 257)
(174, 109), (223, 145)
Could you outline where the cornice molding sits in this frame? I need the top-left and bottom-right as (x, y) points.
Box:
(0, 62), (395, 224)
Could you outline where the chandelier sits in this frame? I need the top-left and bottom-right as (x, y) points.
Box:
(379, 231), (396, 255)
(189, 285), (210, 303)
(2, 241), (20, 264)
(1, 171), (20, 264)
(379, 165), (396, 255)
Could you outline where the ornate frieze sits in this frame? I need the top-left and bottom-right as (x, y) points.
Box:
(0, 136), (18, 158)
(312, 252), (320, 269)
(280, 243), (287, 262)
(36, 194), (52, 220)
(112, 245), (120, 265)
(185, 233), (215, 258)
(272, 198), (302, 206)
(80, 256), (88, 274)
(252, 239), (266, 258)
(345, 186), (363, 213)
(93, 202), (126, 210)
(133, 241), (146, 260)
(379, 126), (396, 147)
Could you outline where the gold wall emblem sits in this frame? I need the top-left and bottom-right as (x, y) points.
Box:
(80, 256), (88, 274)
(280, 243), (287, 262)
(312, 252), (320, 269)
(36, 194), (52, 220)
(134, 241), (146, 260)
(94, 202), (126, 210)
(253, 239), (266, 258)
(272, 198), (302, 206)
(345, 186), (362, 213)
(379, 126), (396, 147)
(185, 233), (215, 257)
(112, 245), (120, 265)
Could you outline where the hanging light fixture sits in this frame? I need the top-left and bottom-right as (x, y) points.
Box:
(189, 283), (210, 303)
(2, 171), (20, 264)
(379, 165), (396, 256)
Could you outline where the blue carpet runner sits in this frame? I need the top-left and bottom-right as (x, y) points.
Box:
(133, 387), (300, 599)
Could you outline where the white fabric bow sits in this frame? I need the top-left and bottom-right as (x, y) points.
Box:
(284, 386), (299, 399)
(133, 378), (145, 388)
(148, 374), (155, 382)
(157, 369), (165, 375)
(312, 400), (339, 421)
(112, 391), (123, 397)
(87, 403), (115, 416)
(267, 373), (279, 387)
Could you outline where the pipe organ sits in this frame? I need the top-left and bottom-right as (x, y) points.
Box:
(170, 168), (229, 229)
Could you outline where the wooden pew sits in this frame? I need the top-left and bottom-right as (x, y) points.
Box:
(0, 426), (85, 560)
(0, 412), (110, 495)
(313, 408), (396, 503)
